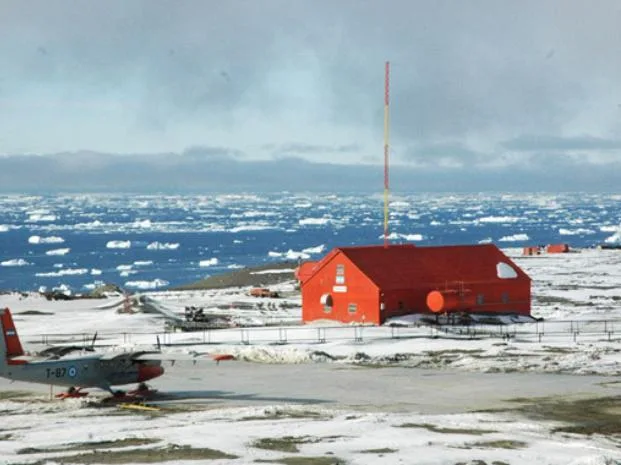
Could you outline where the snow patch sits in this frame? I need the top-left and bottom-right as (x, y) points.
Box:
(381, 232), (423, 241)
(132, 219), (152, 228)
(269, 249), (310, 260)
(229, 224), (275, 233)
(302, 244), (326, 254)
(559, 228), (595, 236)
(299, 217), (331, 226)
(45, 248), (70, 256)
(499, 233), (529, 242)
(251, 269), (295, 275)
(83, 280), (105, 290)
(36, 268), (89, 277)
(147, 241), (180, 250)
(199, 258), (219, 267)
(106, 240), (131, 249)
(124, 279), (169, 289)
(478, 216), (521, 223)
(27, 213), (57, 222)
(28, 235), (65, 244)
(1, 258), (30, 267)
(604, 225), (621, 244)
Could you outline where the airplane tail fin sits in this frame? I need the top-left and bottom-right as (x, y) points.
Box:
(0, 308), (25, 363)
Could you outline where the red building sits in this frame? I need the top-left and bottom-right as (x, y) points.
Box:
(546, 243), (570, 254)
(522, 246), (542, 256)
(294, 261), (318, 284)
(300, 244), (531, 325)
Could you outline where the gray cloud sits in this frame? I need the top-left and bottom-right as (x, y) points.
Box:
(2, 0), (621, 189)
(402, 143), (488, 167)
(502, 135), (621, 152)
(265, 143), (360, 157)
(182, 146), (245, 159)
(0, 151), (618, 193)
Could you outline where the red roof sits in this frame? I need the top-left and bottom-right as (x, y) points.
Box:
(332, 244), (528, 290)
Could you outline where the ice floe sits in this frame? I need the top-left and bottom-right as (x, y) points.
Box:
(106, 240), (131, 249)
(28, 235), (65, 244)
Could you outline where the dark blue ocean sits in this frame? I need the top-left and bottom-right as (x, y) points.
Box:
(1, 192), (619, 292)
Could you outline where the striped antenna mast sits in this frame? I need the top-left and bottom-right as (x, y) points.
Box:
(383, 61), (390, 248)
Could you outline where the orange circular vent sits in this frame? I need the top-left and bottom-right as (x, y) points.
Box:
(426, 290), (447, 313)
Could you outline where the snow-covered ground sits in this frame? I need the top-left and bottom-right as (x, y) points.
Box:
(2, 390), (619, 465)
(1, 247), (621, 464)
(3, 247), (621, 376)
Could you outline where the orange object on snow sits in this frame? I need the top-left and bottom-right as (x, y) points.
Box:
(546, 244), (569, 253)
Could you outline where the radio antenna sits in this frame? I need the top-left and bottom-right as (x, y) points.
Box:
(383, 61), (390, 248)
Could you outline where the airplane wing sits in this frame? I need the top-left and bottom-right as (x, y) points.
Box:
(134, 352), (235, 363)
(97, 350), (234, 363)
(98, 351), (159, 361)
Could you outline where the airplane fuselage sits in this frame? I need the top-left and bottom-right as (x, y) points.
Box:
(0, 354), (164, 391)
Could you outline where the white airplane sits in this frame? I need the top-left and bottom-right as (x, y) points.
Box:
(0, 307), (233, 400)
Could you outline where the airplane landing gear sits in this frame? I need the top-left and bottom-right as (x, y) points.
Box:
(101, 383), (158, 404)
(128, 382), (158, 398)
(55, 386), (89, 399)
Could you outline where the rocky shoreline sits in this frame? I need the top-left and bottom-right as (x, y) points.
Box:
(171, 260), (298, 291)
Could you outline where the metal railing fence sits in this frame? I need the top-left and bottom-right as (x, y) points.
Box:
(27, 318), (621, 349)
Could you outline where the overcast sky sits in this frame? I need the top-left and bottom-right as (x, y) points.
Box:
(1, 1), (621, 191)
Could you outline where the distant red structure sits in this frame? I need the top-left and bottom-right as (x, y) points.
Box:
(546, 243), (570, 253)
(522, 246), (542, 256)
(249, 288), (279, 298)
(523, 244), (570, 255)
(300, 244), (531, 325)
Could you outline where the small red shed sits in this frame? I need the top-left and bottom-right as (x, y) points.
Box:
(522, 246), (542, 256)
(546, 243), (569, 254)
(301, 244), (531, 325)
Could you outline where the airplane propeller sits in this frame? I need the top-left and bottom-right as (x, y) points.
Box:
(88, 332), (98, 351)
